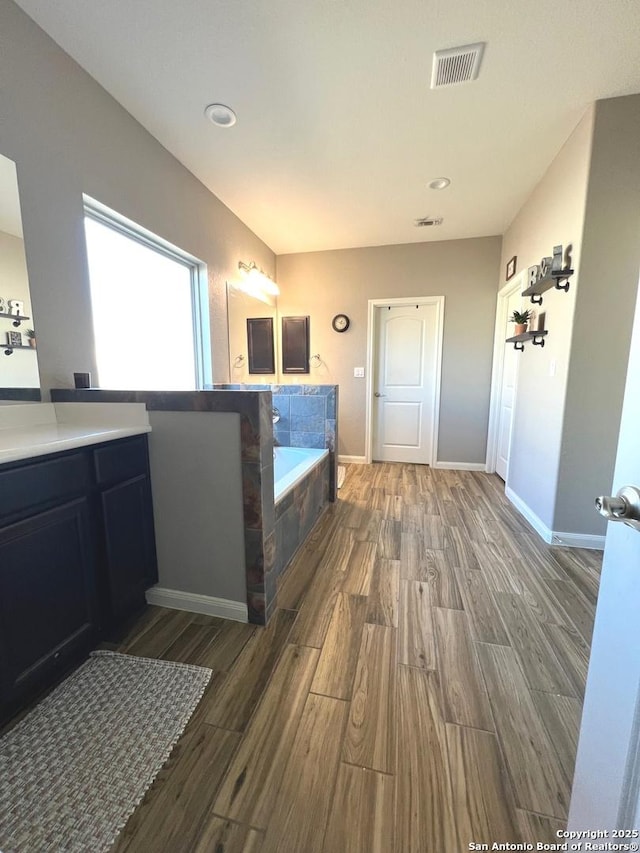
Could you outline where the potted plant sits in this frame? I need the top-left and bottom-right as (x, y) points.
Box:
(25, 328), (36, 349)
(510, 310), (531, 336)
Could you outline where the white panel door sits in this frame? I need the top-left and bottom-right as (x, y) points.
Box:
(373, 304), (438, 464)
(568, 277), (640, 830)
(496, 288), (523, 480)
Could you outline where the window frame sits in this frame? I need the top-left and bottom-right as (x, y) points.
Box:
(83, 196), (212, 389)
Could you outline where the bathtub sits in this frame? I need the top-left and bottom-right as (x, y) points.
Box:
(272, 446), (331, 598)
(274, 446), (329, 503)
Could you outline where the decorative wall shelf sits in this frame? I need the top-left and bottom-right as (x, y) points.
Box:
(3, 344), (34, 356)
(522, 269), (574, 305)
(505, 330), (548, 351)
(0, 311), (30, 328)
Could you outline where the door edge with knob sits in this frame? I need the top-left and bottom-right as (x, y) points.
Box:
(595, 485), (640, 531)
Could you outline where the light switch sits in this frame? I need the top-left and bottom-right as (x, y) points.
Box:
(354, 367), (365, 378)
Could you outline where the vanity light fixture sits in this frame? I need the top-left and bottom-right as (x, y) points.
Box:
(428, 177), (451, 190)
(204, 103), (237, 127)
(238, 260), (280, 296)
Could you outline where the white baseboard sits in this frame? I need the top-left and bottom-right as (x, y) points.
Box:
(339, 457), (487, 470)
(506, 486), (553, 542)
(505, 487), (606, 551)
(549, 532), (606, 551)
(433, 461), (488, 471)
(145, 587), (248, 622)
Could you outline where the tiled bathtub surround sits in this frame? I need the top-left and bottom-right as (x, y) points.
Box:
(216, 384), (338, 500)
(271, 453), (330, 621)
(273, 385), (337, 500)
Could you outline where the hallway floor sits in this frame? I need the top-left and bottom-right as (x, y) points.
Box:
(111, 463), (602, 852)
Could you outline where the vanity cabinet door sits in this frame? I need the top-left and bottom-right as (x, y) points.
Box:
(100, 475), (156, 626)
(0, 497), (98, 718)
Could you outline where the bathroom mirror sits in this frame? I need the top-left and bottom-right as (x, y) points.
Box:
(226, 279), (277, 382)
(0, 151), (41, 396)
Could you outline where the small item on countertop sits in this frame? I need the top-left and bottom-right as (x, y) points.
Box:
(73, 372), (91, 389)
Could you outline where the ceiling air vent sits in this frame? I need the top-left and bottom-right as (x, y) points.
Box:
(415, 216), (443, 228)
(431, 42), (485, 89)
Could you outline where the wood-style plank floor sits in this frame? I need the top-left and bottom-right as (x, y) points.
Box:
(110, 463), (601, 852)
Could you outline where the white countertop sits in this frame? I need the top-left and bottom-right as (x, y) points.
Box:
(0, 402), (151, 465)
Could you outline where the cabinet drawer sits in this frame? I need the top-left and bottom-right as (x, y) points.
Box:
(0, 452), (89, 521)
(94, 436), (148, 486)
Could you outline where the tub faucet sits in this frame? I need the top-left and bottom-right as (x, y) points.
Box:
(272, 407), (280, 424)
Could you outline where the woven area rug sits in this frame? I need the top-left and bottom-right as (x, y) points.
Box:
(0, 650), (212, 853)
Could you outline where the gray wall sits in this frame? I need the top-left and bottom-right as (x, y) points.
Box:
(555, 95), (640, 534)
(148, 411), (246, 603)
(0, 0), (275, 394)
(500, 94), (640, 539)
(499, 107), (594, 530)
(276, 237), (502, 462)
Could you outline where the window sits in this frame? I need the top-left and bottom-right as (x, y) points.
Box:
(84, 200), (210, 390)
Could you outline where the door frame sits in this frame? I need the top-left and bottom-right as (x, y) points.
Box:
(365, 295), (445, 466)
(485, 270), (527, 475)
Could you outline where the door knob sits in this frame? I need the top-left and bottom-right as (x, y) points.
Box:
(374, 392), (387, 397)
(595, 485), (640, 531)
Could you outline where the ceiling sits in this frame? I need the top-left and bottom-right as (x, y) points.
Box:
(12, 0), (640, 255)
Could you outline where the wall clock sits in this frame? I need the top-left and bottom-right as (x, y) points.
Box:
(332, 313), (350, 333)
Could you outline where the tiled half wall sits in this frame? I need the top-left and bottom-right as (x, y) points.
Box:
(51, 386), (337, 626)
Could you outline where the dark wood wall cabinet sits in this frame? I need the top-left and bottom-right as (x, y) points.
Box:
(0, 435), (157, 723)
(246, 317), (276, 374)
(282, 315), (310, 374)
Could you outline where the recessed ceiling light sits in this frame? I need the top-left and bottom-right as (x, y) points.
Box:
(204, 103), (237, 127)
(428, 177), (451, 190)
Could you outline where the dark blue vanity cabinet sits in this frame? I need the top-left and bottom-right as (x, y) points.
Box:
(0, 435), (157, 723)
(93, 438), (158, 625)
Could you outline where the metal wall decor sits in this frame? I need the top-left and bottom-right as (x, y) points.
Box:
(0, 297), (29, 328)
(522, 244), (574, 305)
